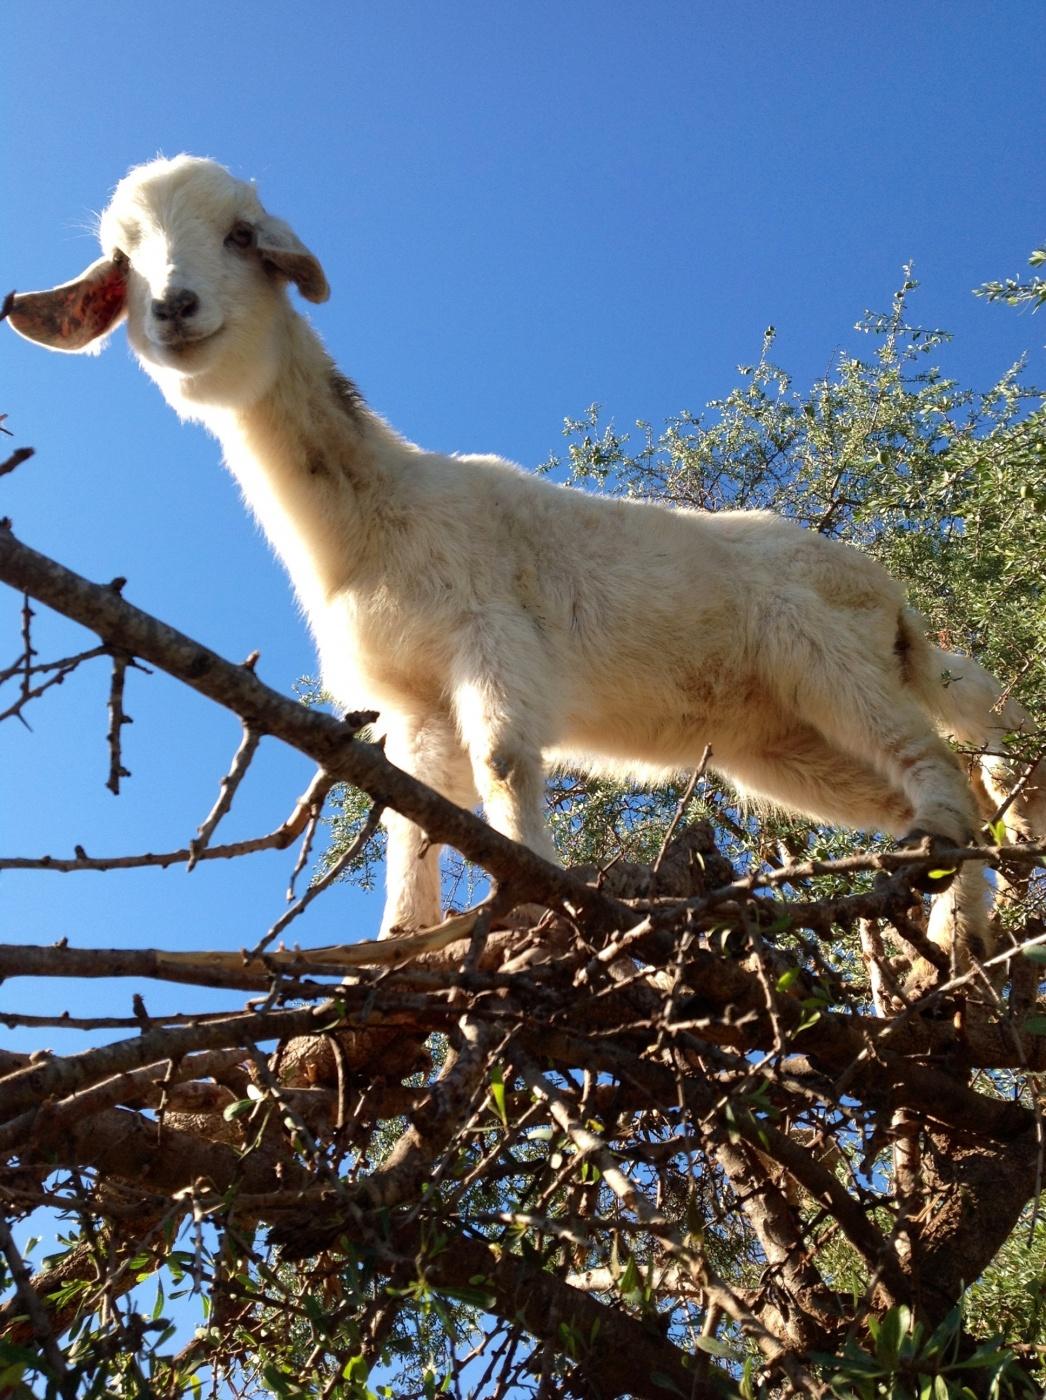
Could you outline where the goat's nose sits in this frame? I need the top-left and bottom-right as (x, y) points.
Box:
(151, 289), (200, 322)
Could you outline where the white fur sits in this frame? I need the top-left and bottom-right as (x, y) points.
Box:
(13, 156), (1046, 958)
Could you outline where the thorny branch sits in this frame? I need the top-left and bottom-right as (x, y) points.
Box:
(104, 647), (133, 794)
(1, 517), (1045, 1396)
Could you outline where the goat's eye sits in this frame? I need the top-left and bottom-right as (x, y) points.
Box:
(111, 248), (130, 271)
(225, 222), (255, 250)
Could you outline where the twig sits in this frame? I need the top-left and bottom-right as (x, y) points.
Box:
(0, 654), (89, 724)
(701, 836), (1046, 902)
(248, 801), (385, 958)
(0, 766), (336, 874)
(984, 748), (1046, 833)
(187, 723), (263, 869)
(651, 746), (709, 874)
(0, 446), (34, 477)
(286, 774), (335, 901)
(105, 650), (133, 794)
(0, 642), (109, 688)
(0, 1007), (260, 1031)
(19, 591), (34, 707)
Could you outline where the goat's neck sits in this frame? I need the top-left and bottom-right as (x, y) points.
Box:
(199, 313), (408, 616)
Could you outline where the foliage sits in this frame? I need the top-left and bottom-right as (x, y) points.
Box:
(975, 245), (1046, 315)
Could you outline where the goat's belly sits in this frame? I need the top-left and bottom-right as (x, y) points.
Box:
(557, 705), (725, 774)
(554, 656), (782, 774)
(320, 652), (446, 719)
(315, 615), (449, 719)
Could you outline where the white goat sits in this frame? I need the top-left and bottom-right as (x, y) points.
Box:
(6, 155), (1043, 965)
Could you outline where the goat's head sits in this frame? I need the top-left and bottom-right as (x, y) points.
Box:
(4, 155), (329, 413)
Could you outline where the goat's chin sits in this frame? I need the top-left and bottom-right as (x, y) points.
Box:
(136, 334), (279, 416)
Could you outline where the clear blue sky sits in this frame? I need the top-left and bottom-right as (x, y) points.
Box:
(2, 3), (1045, 1050)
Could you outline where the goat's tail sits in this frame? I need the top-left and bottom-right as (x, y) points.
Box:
(899, 608), (1046, 837)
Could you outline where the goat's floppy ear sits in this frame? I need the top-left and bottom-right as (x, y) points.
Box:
(1, 256), (127, 353)
(255, 215), (330, 304)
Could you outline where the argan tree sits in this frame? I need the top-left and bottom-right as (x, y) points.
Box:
(0, 265), (1045, 1398)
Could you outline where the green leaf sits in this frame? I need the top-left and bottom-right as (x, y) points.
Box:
(434, 1284), (496, 1309)
(693, 1335), (736, 1359)
(489, 1063), (508, 1128)
(343, 1354), (369, 1383)
(874, 1304), (911, 1367)
(222, 1097), (254, 1121)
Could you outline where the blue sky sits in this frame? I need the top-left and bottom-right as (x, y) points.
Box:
(2, 2), (1045, 1050)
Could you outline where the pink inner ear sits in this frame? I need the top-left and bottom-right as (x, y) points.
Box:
(4, 257), (128, 351)
(78, 268), (127, 337)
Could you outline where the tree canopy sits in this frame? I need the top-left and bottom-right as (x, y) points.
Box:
(1, 263), (1045, 1398)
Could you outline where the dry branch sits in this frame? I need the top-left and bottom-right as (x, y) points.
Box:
(187, 722), (262, 868)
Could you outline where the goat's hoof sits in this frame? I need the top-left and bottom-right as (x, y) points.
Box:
(902, 958), (948, 1006)
(897, 829), (958, 893)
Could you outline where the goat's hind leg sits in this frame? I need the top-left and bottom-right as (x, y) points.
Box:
(452, 665), (559, 866)
(786, 649), (979, 869)
(929, 648), (1046, 841)
(725, 718), (991, 983)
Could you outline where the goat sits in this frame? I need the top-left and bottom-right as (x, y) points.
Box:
(6, 154), (1043, 968)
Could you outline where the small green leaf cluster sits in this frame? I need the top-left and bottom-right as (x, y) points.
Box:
(813, 1305), (1039, 1398)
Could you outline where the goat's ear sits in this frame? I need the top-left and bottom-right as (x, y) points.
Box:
(2, 256), (127, 354)
(255, 215), (330, 304)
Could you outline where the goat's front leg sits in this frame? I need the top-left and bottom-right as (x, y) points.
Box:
(379, 715), (477, 937)
(381, 809), (441, 937)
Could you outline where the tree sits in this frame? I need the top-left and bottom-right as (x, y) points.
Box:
(1, 269), (1045, 1398)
